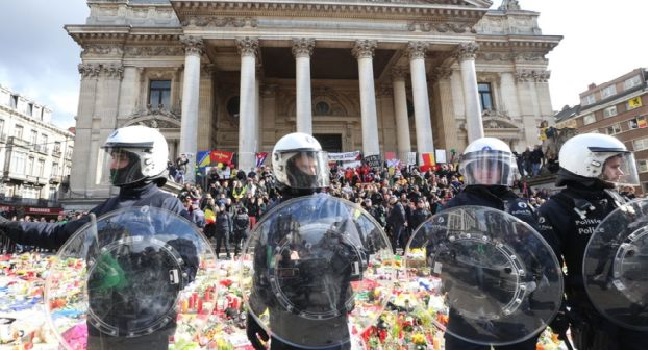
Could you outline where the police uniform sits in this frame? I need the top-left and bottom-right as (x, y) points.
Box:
(537, 178), (646, 349)
(0, 182), (189, 350)
(443, 184), (549, 350)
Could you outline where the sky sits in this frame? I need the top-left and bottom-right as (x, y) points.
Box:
(0, 0), (647, 130)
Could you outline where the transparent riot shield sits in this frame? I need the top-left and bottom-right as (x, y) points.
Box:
(584, 199), (648, 331)
(405, 206), (563, 346)
(45, 206), (218, 350)
(239, 194), (395, 349)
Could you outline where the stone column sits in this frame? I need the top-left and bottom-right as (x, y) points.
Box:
(352, 40), (380, 158)
(431, 67), (457, 153)
(70, 64), (100, 198)
(293, 38), (315, 134)
(117, 66), (138, 120)
(454, 42), (484, 142)
(391, 67), (411, 161)
(407, 42), (434, 161)
(99, 64), (125, 196)
(236, 37), (258, 172)
(179, 35), (203, 184)
(255, 66), (262, 155)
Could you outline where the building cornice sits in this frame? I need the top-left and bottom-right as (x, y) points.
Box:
(170, 0), (490, 23)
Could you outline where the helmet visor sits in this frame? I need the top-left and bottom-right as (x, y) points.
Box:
(283, 150), (329, 190)
(600, 152), (640, 186)
(460, 150), (518, 186)
(100, 148), (146, 186)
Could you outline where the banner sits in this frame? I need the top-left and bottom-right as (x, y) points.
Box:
(210, 150), (234, 166)
(255, 152), (269, 168)
(407, 152), (417, 166)
(197, 150), (211, 168)
(435, 149), (447, 164)
(386, 159), (401, 168)
(328, 151), (361, 161)
(364, 154), (382, 168)
(421, 152), (435, 167)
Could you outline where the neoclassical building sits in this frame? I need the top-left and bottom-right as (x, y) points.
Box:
(64, 0), (561, 207)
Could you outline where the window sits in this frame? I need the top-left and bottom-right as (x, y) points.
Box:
(9, 152), (26, 174)
(315, 101), (331, 116)
(633, 138), (648, 151)
(35, 159), (45, 177)
(0, 119), (4, 134)
(478, 82), (494, 111)
(606, 123), (622, 135)
(581, 95), (596, 106)
(603, 105), (618, 118)
(582, 114), (596, 125)
(29, 129), (37, 145)
(53, 141), (61, 154)
(26, 156), (34, 175)
(629, 116), (647, 129)
(27, 103), (33, 117)
(14, 125), (23, 139)
(41, 133), (48, 146)
(52, 162), (59, 177)
(624, 75), (642, 90)
(148, 80), (171, 108)
(10, 95), (18, 109)
(601, 85), (617, 99)
(638, 159), (648, 173)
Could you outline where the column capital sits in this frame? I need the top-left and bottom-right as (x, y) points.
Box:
(236, 37), (259, 57)
(352, 40), (377, 59)
(453, 42), (480, 61)
(292, 38), (316, 58)
(516, 69), (551, 82)
(100, 64), (124, 79)
(406, 41), (429, 60)
(391, 67), (407, 81)
(179, 35), (204, 55)
(78, 63), (101, 78)
(429, 67), (452, 82)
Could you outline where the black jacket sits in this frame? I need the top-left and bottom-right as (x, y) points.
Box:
(1, 182), (185, 250)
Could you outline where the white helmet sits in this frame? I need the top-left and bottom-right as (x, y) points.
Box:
(102, 125), (169, 186)
(272, 132), (329, 194)
(459, 137), (518, 186)
(558, 133), (639, 185)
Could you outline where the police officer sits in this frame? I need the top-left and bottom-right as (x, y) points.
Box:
(247, 132), (352, 350)
(537, 133), (646, 349)
(0, 125), (191, 349)
(443, 137), (552, 350)
(232, 206), (251, 256)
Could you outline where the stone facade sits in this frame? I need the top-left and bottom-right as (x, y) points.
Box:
(64, 0), (562, 206)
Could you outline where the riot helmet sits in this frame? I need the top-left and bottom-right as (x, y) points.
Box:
(558, 133), (639, 186)
(102, 125), (169, 187)
(459, 137), (518, 186)
(272, 132), (329, 196)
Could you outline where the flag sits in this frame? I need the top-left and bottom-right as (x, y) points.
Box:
(256, 152), (269, 168)
(421, 152), (435, 167)
(628, 96), (643, 109)
(210, 150), (234, 166)
(196, 150), (211, 168)
(384, 151), (396, 160)
(638, 117), (648, 128)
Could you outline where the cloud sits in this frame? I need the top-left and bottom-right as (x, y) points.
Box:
(0, 0), (86, 129)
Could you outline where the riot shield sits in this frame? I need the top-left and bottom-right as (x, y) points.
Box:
(405, 205), (563, 346)
(583, 199), (648, 331)
(240, 194), (395, 349)
(45, 206), (218, 349)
